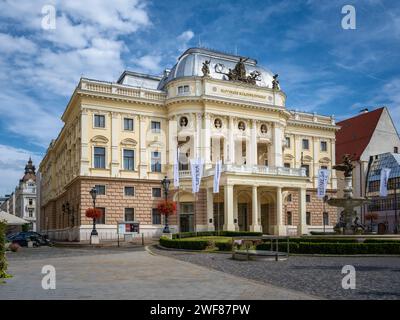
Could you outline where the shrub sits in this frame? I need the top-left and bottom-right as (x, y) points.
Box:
(9, 243), (21, 252)
(215, 241), (232, 251)
(0, 220), (12, 279)
(160, 237), (211, 250)
(172, 231), (262, 239)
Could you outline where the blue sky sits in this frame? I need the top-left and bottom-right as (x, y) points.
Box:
(0, 0), (399, 195)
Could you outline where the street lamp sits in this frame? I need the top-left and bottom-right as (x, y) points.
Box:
(161, 176), (171, 233)
(89, 187), (98, 236)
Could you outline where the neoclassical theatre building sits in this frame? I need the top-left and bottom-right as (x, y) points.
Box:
(39, 48), (339, 241)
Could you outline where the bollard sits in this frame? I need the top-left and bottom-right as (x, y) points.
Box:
(141, 233), (144, 246)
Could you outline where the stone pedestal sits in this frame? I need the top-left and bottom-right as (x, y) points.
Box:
(90, 234), (100, 244)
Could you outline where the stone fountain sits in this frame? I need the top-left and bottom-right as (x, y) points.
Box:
(328, 154), (370, 235)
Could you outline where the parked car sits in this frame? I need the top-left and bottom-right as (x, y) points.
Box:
(9, 231), (53, 247)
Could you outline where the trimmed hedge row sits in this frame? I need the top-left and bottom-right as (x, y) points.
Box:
(256, 242), (400, 254)
(172, 231), (262, 239)
(160, 237), (211, 250)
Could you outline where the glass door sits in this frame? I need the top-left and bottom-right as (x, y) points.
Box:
(180, 202), (194, 232)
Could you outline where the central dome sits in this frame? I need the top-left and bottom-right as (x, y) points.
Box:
(157, 47), (275, 90)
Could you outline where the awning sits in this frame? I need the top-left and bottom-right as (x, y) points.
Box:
(0, 211), (29, 225)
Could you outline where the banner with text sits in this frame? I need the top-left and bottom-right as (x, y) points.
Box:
(380, 167), (391, 197)
(173, 147), (180, 188)
(317, 169), (330, 198)
(191, 158), (204, 193)
(213, 160), (222, 193)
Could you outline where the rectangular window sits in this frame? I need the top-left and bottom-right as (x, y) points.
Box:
(151, 151), (162, 172)
(321, 165), (328, 170)
(124, 208), (134, 221)
(152, 187), (162, 198)
(97, 207), (106, 224)
(124, 186), (135, 196)
(302, 139), (309, 150)
(323, 212), (329, 225)
(264, 159), (269, 166)
(284, 163), (291, 168)
(93, 147), (106, 169)
(320, 141), (327, 152)
(28, 199), (33, 205)
(123, 149), (135, 171)
(94, 114), (105, 128)
(178, 85), (190, 94)
(395, 147), (399, 154)
(301, 164), (310, 177)
(287, 194), (292, 202)
(306, 212), (311, 225)
(287, 212), (292, 225)
(124, 118), (134, 131)
(95, 185), (106, 195)
(306, 194), (311, 202)
(285, 137), (291, 148)
(151, 121), (161, 133)
(152, 208), (161, 224)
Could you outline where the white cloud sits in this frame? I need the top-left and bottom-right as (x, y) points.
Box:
(0, 144), (42, 196)
(133, 54), (163, 74)
(0, 33), (38, 54)
(177, 30), (194, 51)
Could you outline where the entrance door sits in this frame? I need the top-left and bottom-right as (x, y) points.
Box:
(261, 204), (269, 234)
(180, 202), (194, 232)
(238, 203), (248, 231)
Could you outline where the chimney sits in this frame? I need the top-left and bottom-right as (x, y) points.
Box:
(360, 108), (369, 114)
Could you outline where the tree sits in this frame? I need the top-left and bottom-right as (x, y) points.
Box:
(0, 220), (11, 280)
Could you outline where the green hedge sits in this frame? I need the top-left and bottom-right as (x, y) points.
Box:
(172, 231), (262, 239)
(256, 242), (400, 254)
(0, 221), (10, 279)
(160, 237), (211, 250)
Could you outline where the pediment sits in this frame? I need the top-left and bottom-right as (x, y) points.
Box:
(148, 141), (164, 148)
(90, 135), (109, 144)
(121, 138), (137, 147)
(284, 154), (294, 160)
(319, 157), (331, 164)
(303, 155), (313, 162)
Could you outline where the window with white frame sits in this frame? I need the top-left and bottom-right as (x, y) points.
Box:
(302, 139), (309, 150)
(123, 149), (135, 171)
(94, 114), (105, 128)
(93, 147), (106, 168)
(124, 208), (134, 221)
(320, 141), (327, 152)
(151, 151), (161, 172)
(177, 85), (190, 95)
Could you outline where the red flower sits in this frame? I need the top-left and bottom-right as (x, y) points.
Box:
(85, 208), (102, 219)
(157, 200), (177, 216)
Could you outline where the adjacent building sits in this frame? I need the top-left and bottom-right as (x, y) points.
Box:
(39, 47), (339, 241)
(336, 107), (400, 223)
(0, 158), (38, 230)
(366, 152), (400, 234)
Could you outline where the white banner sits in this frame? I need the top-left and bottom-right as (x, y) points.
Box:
(173, 147), (180, 188)
(191, 158), (204, 193)
(213, 160), (222, 193)
(317, 169), (330, 198)
(380, 167), (391, 197)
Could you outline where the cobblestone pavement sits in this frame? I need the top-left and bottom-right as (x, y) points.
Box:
(0, 246), (316, 300)
(152, 247), (400, 300)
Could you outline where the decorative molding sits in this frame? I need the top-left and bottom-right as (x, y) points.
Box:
(120, 138), (138, 147)
(90, 135), (109, 144)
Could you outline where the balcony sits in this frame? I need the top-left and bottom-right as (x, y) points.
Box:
(178, 164), (306, 179)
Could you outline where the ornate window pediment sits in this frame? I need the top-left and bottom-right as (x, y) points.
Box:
(121, 138), (137, 147)
(90, 135), (109, 144)
(302, 155), (313, 163)
(319, 157), (331, 164)
(148, 141), (164, 148)
(284, 154), (294, 161)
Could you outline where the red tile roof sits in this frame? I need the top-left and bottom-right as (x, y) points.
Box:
(336, 107), (384, 163)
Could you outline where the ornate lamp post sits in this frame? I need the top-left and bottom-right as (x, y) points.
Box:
(89, 187), (98, 236)
(161, 176), (171, 233)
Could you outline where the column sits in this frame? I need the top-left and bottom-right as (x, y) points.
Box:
(227, 116), (235, 164)
(313, 136), (319, 187)
(111, 112), (119, 177)
(272, 123), (283, 167)
(298, 187), (308, 235)
(223, 184), (235, 230)
(331, 138), (337, 189)
(204, 113), (212, 168)
(194, 113), (201, 159)
(139, 115), (148, 178)
(80, 109), (90, 175)
(206, 187), (215, 231)
(275, 186), (286, 235)
(250, 186), (262, 232)
(233, 189), (239, 230)
(168, 117), (178, 174)
(250, 120), (257, 166)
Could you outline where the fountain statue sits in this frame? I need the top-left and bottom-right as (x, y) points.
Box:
(328, 154), (370, 234)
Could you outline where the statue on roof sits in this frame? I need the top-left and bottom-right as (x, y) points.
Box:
(272, 74), (280, 90)
(202, 60), (211, 77)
